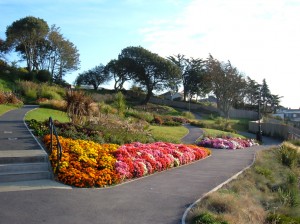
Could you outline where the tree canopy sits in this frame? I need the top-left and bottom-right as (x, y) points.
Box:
(168, 54), (210, 101)
(118, 46), (181, 104)
(206, 55), (246, 118)
(105, 58), (134, 91)
(5, 16), (50, 72)
(75, 64), (111, 90)
(4, 16), (80, 83)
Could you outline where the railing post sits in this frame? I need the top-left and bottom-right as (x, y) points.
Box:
(48, 117), (62, 174)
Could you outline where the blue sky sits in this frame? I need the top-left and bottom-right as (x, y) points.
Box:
(0, 0), (300, 108)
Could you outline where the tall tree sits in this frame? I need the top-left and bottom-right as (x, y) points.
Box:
(206, 55), (246, 118)
(105, 58), (133, 91)
(0, 38), (9, 62)
(244, 76), (261, 106)
(118, 46), (181, 104)
(75, 64), (111, 90)
(47, 26), (80, 82)
(260, 78), (272, 113)
(168, 55), (210, 101)
(5, 16), (49, 71)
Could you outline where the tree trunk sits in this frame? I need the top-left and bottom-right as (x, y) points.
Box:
(142, 89), (152, 105)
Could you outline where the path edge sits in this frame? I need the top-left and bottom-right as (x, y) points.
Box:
(181, 149), (258, 224)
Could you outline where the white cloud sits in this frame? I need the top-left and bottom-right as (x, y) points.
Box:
(140, 0), (300, 108)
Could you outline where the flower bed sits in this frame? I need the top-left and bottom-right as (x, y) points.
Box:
(44, 135), (210, 188)
(115, 142), (211, 180)
(197, 137), (258, 149)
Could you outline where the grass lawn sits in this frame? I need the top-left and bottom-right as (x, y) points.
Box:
(25, 108), (69, 122)
(0, 104), (19, 116)
(201, 128), (245, 138)
(149, 125), (189, 143)
(197, 115), (250, 132)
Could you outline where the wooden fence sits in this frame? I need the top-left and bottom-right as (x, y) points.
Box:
(249, 121), (300, 140)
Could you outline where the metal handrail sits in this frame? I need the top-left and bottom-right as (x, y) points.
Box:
(49, 117), (62, 173)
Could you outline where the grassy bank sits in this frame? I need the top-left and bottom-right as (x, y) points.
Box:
(187, 141), (300, 224)
(25, 108), (69, 122)
(150, 125), (189, 143)
(0, 104), (20, 116)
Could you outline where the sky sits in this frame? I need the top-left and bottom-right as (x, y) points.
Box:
(0, 0), (299, 108)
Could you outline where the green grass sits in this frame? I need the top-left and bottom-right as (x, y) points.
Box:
(0, 79), (14, 92)
(0, 104), (19, 116)
(196, 115), (250, 132)
(201, 128), (246, 138)
(25, 108), (69, 122)
(149, 125), (189, 143)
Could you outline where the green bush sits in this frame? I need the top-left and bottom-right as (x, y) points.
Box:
(182, 111), (195, 119)
(193, 212), (228, 224)
(190, 120), (207, 128)
(36, 70), (51, 82)
(40, 89), (62, 100)
(266, 214), (300, 224)
(278, 145), (298, 168)
(114, 91), (126, 116)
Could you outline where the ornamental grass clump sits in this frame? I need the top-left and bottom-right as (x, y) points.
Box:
(65, 90), (93, 125)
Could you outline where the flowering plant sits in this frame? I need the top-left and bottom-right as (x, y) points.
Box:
(44, 135), (121, 187)
(114, 142), (211, 180)
(44, 135), (211, 187)
(196, 136), (258, 149)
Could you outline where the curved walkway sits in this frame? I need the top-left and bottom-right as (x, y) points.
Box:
(0, 106), (282, 224)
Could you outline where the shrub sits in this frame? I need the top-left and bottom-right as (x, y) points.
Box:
(17, 81), (38, 99)
(278, 144), (298, 168)
(182, 111), (195, 119)
(65, 90), (93, 125)
(190, 120), (207, 128)
(114, 91), (126, 116)
(36, 70), (51, 82)
(98, 103), (117, 115)
(192, 212), (228, 224)
(39, 99), (66, 111)
(152, 115), (163, 125)
(266, 214), (300, 224)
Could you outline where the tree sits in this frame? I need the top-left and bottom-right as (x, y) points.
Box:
(0, 38), (9, 62)
(75, 64), (111, 90)
(118, 46), (181, 104)
(168, 54), (210, 101)
(105, 58), (133, 91)
(5, 16), (49, 71)
(206, 55), (246, 118)
(260, 78), (272, 113)
(5, 18), (80, 82)
(244, 77), (261, 107)
(47, 26), (80, 82)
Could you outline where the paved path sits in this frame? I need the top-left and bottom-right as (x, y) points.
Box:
(0, 107), (282, 224)
(0, 105), (41, 151)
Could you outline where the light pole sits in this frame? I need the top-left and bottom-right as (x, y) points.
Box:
(256, 92), (263, 142)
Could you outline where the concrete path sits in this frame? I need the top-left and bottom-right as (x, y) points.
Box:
(0, 107), (282, 224)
